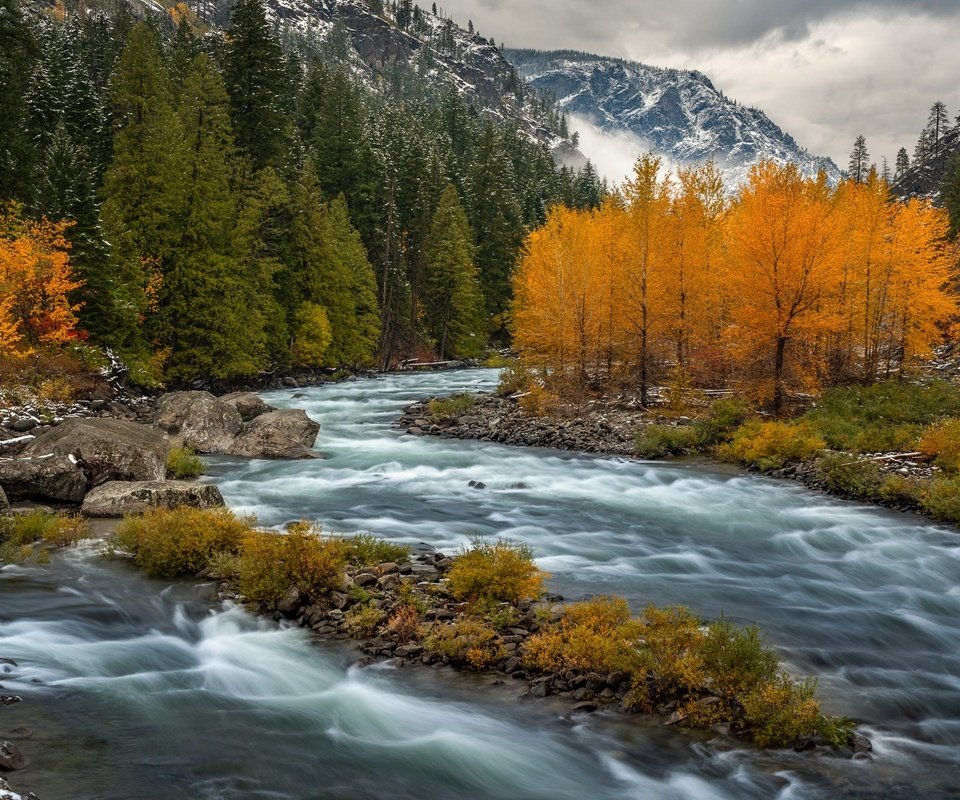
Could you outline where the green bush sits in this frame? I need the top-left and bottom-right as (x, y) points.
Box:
(423, 617), (505, 669)
(113, 507), (252, 578)
(879, 474), (923, 506)
(427, 394), (475, 420)
(447, 537), (545, 604)
(919, 418), (960, 472)
(166, 446), (205, 479)
(497, 360), (529, 397)
(719, 420), (826, 470)
(0, 511), (89, 550)
(344, 604), (386, 637)
(348, 533), (410, 567)
(920, 476), (960, 524)
(694, 397), (754, 447)
(700, 617), (780, 698)
(634, 424), (699, 458)
(237, 523), (348, 607)
(814, 454), (884, 499)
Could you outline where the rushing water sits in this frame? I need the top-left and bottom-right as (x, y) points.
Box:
(2, 369), (960, 799)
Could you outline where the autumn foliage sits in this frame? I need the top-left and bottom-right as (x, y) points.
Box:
(0, 205), (82, 359)
(512, 159), (958, 411)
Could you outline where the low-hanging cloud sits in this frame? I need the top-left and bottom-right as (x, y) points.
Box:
(453, 0), (960, 166)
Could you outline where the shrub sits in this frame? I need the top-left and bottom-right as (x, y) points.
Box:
(427, 394), (475, 420)
(635, 605), (706, 698)
(237, 523), (348, 607)
(113, 507), (253, 578)
(878, 474), (923, 506)
(694, 397), (754, 447)
(920, 476), (960, 524)
(446, 537), (545, 604)
(166, 446), (205, 479)
(496, 360), (529, 396)
(41, 514), (89, 548)
(700, 618), (780, 698)
(919, 418), (960, 472)
(384, 604), (421, 642)
(740, 675), (825, 748)
(634, 424), (699, 458)
(814, 454), (884, 499)
(523, 596), (642, 675)
(0, 511), (89, 552)
(348, 533), (410, 567)
(518, 384), (562, 417)
(719, 420), (825, 470)
(423, 618), (504, 669)
(345, 604), (386, 637)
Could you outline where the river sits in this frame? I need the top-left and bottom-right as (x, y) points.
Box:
(1, 368), (958, 799)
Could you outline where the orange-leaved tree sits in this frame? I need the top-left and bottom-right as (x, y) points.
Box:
(0, 205), (83, 360)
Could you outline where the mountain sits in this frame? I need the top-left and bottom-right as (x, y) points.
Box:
(505, 49), (841, 186)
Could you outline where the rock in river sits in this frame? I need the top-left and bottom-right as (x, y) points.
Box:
(219, 392), (277, 422)
(21, 418), (170, 487)
(154, 391), (243, 454)
(81, 480), (225, 517)
(0, 455), (88, 503)
(227, 409), (320, 459)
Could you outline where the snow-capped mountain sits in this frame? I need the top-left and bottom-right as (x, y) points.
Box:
(505, 49), (841, 186)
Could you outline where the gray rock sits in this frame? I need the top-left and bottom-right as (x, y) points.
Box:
(155, 391), (243, 454)
(219, 392), (277, 422)
(354, 573), (378, 588)
(0, 485), (7, 514)
(0, 740), (28, 770)
(227, 409), (320, 460)
(81, 481), (225, 517)
(0, 455), (88, 503)
(277, 587), (304, 616)
(22, 418), (169, 486)
(850, 731), (873, 754)
(9, 419), (36, 433)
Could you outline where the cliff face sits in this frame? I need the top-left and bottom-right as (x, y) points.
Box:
(505, 48), (841, 186)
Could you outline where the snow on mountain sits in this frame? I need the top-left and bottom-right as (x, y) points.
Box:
(505, 49), (841, 187)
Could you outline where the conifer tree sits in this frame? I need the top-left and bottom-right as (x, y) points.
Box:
(423, 184), (484, 359)
(164, 53), (265, 382)
(225, 0), (292, 171)
(895, 147), (910, 180)
(0, 0), (36, 201)
(925, 101), (949, 160)
(942, 155), (960, 240)
(848, 135), (870, 184)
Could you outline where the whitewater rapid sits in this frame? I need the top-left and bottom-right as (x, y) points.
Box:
(2, 369), (959, 798)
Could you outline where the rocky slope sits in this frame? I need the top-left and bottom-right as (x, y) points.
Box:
(893, 125), (960, 201)
(505, 49), (841, 186)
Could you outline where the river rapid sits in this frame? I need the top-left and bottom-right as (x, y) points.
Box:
(1, 368), (959, 799)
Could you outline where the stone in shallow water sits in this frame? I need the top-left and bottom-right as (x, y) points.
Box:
(227, 410), (320, 460)
(0, 740), (28, 770)
(155, 391), (242, 454)
(81, 481), (225, 517)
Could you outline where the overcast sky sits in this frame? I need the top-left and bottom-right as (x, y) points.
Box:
(449, 0), (960, 169)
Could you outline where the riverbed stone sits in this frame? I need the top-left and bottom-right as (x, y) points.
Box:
(219, 392), (277, 422)
(0, 741), (28, 771)
(21, 418), (169, 486)
(227, 410), (320, 459)
(155, 391), (243, 454)
(0, 455), (88, 503)
(80, 481), (225, 517)
(0, 486), (8, 514)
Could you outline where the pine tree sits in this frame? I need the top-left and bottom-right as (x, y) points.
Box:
(423, 184), (484, 359)
(100, 23), (184, 352)
(466, 121), (523, 329)
(164, 53), (265, 382)
(0, 0), (36, 201)
(848, 135), (869, 184)
(925, 101), (949, 160)
(225, 0), (292, 171)
(895, 147), (910, 180)
(942, 154), (960, 240)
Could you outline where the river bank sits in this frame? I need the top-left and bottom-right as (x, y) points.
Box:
(398, 391), (954, 527)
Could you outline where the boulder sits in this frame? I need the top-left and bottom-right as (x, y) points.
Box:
(81, 480), (225, 517)
(0, 455), (88, 503)
(219, 392), (276, 422)
(154, 391), (243, 454)
(22, 418), (169, 487)
(0, 740), (28, 770)
(0, 486), (7, 513)
(227, 409), (320, 459)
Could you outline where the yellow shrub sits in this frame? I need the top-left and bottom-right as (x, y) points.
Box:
(719, 420), (825, 470)
(523, 596), (642, 674)
(740, 675), (823, 747)
(42, 514), (90, 548)
(518, 384), (561, 417)
(112, 508), (253, 578)
(384, 604), (421, 643)
(637, 605), (706, 693)
(423, 618), (504, 669)
(919, 418), (960, 472)
(447, 537), (545, 604)
(237, 524), (348, 607)
(166, 446), (204, 479)
(345, 604), (386, 637)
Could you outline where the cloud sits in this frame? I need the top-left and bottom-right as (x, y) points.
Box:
(452, 1), (960, 166)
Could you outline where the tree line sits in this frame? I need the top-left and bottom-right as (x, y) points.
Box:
(512, 157), (958, 413)
(0, 0), (604, 385)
